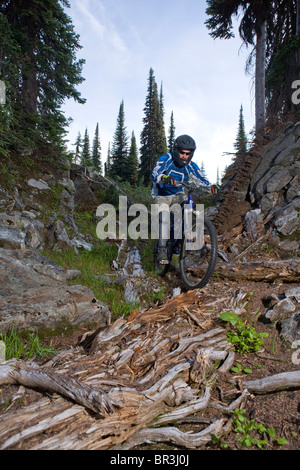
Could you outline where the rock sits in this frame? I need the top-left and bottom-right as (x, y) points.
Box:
(27, 178), (50, 191)
(47, 220), (77, 252)
(0, 249), (110, 331)
(0, 222), (25, 249)
(244, 209), (264, 242)
(262, 287), (300, 345)
(260, 192), (279, 214)
(58, 178), (76, 194)
(13, 187), (25, 211)
(72, 238), (93, 251)
(279, 313), (300, 346)
(265, 297), (296, 322)
(265, 168), (293, 193)
(274, 198), (300, 235)
(24, 223), (44, 250)
(60, 188), (75, 213)
(247, 122), (300, 238)
(285, 286), (300, 302)
(262, 293), (281, 309)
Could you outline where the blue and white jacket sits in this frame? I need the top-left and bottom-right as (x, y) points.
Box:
(151, 152), (211, 197)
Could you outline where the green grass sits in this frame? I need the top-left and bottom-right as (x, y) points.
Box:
(0, 328), (58, 361)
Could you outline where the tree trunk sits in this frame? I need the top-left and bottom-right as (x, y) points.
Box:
(255, 21), (266, 133)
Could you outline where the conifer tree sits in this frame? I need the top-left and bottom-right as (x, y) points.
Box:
(139, 68), (167, 186)
(128, 131), (139, 187)
(81, 128), (92, 166)
(105, 143), (111, 177)
(200, 161), (208, 180)
(168, 111), (176, 152)
(0, 0), (85, 155)
(110, 100), (129, 181)
(92, 123), (102, 173)
(234, 105), (248, 154)
(74, 132), (82, 164)
(216, 167), (220, 186)
(158, 83), (167, 155)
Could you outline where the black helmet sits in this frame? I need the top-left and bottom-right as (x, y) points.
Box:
(173, 134), (196, 167)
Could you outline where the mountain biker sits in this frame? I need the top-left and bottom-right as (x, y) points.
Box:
(151, 134), (218, 264)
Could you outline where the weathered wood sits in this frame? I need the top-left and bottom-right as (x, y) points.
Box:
(243, 371), (300, 394)
(0, 359), (114, 416)
(111, 418), (227, 450)
(0, 291), (235, 450)
(218, 259), (300, 282)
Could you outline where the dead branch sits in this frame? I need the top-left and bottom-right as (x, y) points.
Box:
(111, 418), (227, 450)
(0, 359), (114, 416)
(243, 371), (300, 394)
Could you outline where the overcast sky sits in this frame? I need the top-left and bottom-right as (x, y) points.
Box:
(62, 0), (256, 183)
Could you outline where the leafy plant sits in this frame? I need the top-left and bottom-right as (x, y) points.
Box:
(231, 362), (252, 374)
(220, 312), (269, 353)
(231, 408), (288, 449)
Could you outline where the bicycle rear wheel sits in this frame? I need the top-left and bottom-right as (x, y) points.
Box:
(179, 217), (218, 289)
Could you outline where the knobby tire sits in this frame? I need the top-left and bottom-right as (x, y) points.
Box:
(179, 217), (218, 289)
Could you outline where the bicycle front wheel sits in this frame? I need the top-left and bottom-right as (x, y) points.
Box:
(179, 217), (218, 289)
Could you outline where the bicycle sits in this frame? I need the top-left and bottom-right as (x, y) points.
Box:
(154, 183), (218, 290)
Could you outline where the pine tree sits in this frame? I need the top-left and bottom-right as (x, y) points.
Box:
(92, 123), (102, 173)
(234, 105), (248, 154)
(110, 100), (129, 181)
(139, 68), (167, 186)
(158, 83), (167, 155)
(200, 161), (208, 180)
(128, 131), (139, 187)
(105, 143), (111, 177)
(0, 0), (85, 155)
(74, 132), (82, 164)
(168, 111), (176, 152)
(216, 167), (220, 186)
(81, 128), (92, 166)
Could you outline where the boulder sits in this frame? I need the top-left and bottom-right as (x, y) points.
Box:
(262, 288), (300, 346)
(0, 222), (25, 249)
(27, 179), (50, 191)
(0, 249), (110, 331)
(46, 219), (76, 252)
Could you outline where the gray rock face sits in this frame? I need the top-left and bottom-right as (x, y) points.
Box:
(246, 122), (300, 251)
(0, 249), (110, 331)
(0, 223), (25, 249)
(0, 167), (121, 333)
(262, 288), (300, 346)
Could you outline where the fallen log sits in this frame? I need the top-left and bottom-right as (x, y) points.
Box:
(218, 259), (300, 282)
(243, 371), (300, 394)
